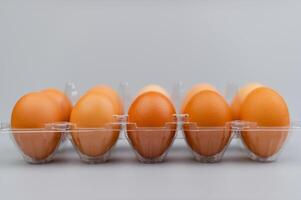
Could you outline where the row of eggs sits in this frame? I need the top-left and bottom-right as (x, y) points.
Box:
(9, 83), (290, 163)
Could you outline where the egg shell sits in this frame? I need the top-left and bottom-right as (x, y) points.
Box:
(231, 83), (263, 120)
(240, 87), (290, 158)
(127, 91), (176, 160)
(70, 93), (118, 127)
(11, 92), (63, 160)
(182, 90), (232, 157)
(240, 87), (290, 126)
(87, 85), (124, 115)
(181, 83), (218, 113)
(42, 88), (73, 121)
(183, 90), (232, 126)
(128, 91), (176, 127)
(70, 93), (120, 157)
(137, 84), (170, 99)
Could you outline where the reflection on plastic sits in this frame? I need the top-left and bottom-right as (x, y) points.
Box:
(0, 117), (299, 164)
(11, 128), (63, 164)
(70, 124), (121, 163)
(183, 123), (232, 162)
(126, 123), (177, 163)
(240, 128), (289, 162)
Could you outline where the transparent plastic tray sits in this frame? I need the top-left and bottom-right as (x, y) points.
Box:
(0, 116), (299, 164)
(0, 82), (299, 164)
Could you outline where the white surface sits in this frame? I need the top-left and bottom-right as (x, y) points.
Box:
(1, 131), (301, 200)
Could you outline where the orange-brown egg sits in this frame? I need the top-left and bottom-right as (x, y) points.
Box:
(182, 90), (232, 157)
(128, 91), (176, 127)
(127, 89), (176, 160)
(70, 93), (119, 158)
(12, 92), (63, 128)
(42, 88), (72, 121)
(183, 90), (232, 126)
(11, 92), (63, 160)
(71, 93), (117, 127)
(181, 83), (218, 113)
(241, 87), (290, 126)
(86, 85), (124, 115)
(137, 84), (170, 99)
(240, 87), (290, 158)
(231, 83), (263, 120)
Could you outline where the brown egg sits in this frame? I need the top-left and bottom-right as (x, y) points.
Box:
(70, 93), (120, 158)
(240, 87), (290, 158)
(86, 85), (124, 115)
(231, 83), (263, 120)
(42, 88), (72, 121)
(127, 90), (176, 160)
(182, 90), (232, 157)
(181, 83), (218, 113)
(128, 91), (176, 127)
(137, 84), (170, 99)
(11, 92), (63, 161)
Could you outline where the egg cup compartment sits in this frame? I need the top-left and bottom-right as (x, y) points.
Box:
(6, 123), (66, 164)
(68, 123), (121, 164)
(182, 122), (233, 163)
(234, 121), (292, 162)
(125, 122), (178, 163)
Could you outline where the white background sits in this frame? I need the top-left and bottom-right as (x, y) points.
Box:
(1, 0), (301, 199)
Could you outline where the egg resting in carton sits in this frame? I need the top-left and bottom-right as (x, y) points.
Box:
(0, 82), (299, 164)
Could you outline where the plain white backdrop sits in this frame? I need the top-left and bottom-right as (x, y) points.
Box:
(1, 1), (301, 199)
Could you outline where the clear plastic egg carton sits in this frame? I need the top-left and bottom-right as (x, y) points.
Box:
(0, 118), (299, 164)
(0, 82), (299, 164)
